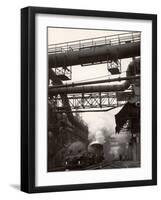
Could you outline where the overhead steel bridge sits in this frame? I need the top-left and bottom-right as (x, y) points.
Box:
(48, 32), (140, 78)
(48, 32), (140, 112)
(50, 90), (135, 113)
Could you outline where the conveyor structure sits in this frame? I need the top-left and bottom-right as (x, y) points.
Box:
(48, 32), (140, 112)
(49, 32), (140, 80)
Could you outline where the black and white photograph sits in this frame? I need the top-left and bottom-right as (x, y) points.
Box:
(47, 28), (140, 172)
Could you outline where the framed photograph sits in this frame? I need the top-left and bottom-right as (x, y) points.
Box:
(21, 6), (157, 193)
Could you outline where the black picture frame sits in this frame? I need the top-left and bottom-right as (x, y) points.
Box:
(21, 6), (157, 193)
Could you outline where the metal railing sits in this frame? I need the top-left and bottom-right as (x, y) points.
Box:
(48, 32), (140, 54)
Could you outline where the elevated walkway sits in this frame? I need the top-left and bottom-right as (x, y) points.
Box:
(48, 32), (140, 80)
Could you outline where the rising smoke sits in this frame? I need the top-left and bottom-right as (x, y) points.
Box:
(81, 107), (122, 143)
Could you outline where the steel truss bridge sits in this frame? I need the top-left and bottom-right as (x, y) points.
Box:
(51, 90), (133, 112)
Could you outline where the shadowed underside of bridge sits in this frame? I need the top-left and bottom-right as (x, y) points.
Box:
(49, 32), (140, 68)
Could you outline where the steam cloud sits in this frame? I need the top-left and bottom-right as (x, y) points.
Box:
(82, 107), (122, 143)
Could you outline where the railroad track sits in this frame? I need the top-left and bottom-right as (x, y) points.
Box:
(84, 160), (140, 170)
(49, 160), (140, 172)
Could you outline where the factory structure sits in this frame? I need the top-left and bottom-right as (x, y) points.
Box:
(48, 31), (140, 171)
